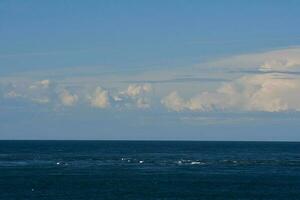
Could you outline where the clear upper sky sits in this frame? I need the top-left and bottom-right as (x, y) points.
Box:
(1, 0), (300, 140)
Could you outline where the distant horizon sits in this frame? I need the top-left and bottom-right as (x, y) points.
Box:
(1, 139), (300, 143)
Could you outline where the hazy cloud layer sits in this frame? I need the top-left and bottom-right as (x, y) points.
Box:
(122, 77), (229, 84)
(2, 47), (300, 113)
(2, 79), (52, 104)
(208, 47), (300, 72)
(0, 79), (153, 110)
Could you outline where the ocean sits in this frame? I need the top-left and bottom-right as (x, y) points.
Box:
(0, 141), (300, 199)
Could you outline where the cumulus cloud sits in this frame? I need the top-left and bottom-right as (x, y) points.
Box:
(162, 74), (300, 112)
(88, 87), (110, 108)
(3, 47), (300, 113)
(161, 91), (186, 112)
(161, 47), (300, 113)
(0, 79), (154, 110)
(121, 84), (152, 97)
(235, 75), (300, 112)
(116, 84), (152, 109)
(59, 89), (78, 106)
(161, 91), (223, 112)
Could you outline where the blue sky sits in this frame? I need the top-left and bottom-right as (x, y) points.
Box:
(1, 1), (300, 140)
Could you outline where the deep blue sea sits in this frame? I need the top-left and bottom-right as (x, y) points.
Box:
(0, 141), (300, 199)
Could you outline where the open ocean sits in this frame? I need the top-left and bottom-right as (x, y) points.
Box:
(0, 141), (300, 199)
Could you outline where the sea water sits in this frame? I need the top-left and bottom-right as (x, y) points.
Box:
(0, 141), (300, 199)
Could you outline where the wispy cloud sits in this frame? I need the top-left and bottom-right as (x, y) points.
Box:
(122, 77), (229, 84)
(228, 70), (300, 76)
(207, 47), (300, 71)
(2, 79), (52, 104)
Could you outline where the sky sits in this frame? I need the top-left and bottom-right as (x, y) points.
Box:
(1, 0), (300, 140)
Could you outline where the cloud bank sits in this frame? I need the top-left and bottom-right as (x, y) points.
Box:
(162, 47), (300, 112)
(0, 79), (152, 110)
(162, 74), (300, 112)
(2, 47), (300, 113)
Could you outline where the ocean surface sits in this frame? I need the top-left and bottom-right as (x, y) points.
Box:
(0, 141), (300, 199)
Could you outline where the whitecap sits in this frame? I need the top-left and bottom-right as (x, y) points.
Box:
(191, 161), (204, 165)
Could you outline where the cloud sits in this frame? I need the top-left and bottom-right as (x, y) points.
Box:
(4, 90), (21, 98)
(237, 75), (300, 112)
(116, 84), (152, 109)
(136, 97), (151, 109)
(228, 70), (300, 76)
(161, 91), (186, 112)
(208, 47), (300, 72)
(122, 77), (228, 84)
(161, 47), (300, 113)
(59, 89), (78, 106)
(161, 91), (223, 112)
(28, 80), (51, 91)
(0, 78), (154, 110)
(162, 74), (300, 112)
(88, 87), (110, 108)
(121, 84), (152, 97)
(2, 47), (300, 113)
(2, 79), (52, 104)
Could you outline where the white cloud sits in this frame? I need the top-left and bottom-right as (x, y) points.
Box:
(161, 47), (300, 112)
(161, 91), (223, 112)
(161, 91), (186, 112)
(2, 47), (300, 113)
(0, 79), (153, 110)
(121, 84), (152, 97)
(59, 89), (78, 106)
(29, 79), (50, 90)
(236, 75), (300, 112)
(162, 74), (300, 112)
(209, 47), (300, 72)
(117, 84), (152, 109)
(89, 87), (110, 108)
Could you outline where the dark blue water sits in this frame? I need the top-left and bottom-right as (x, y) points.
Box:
(0, 141), (300, 199)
